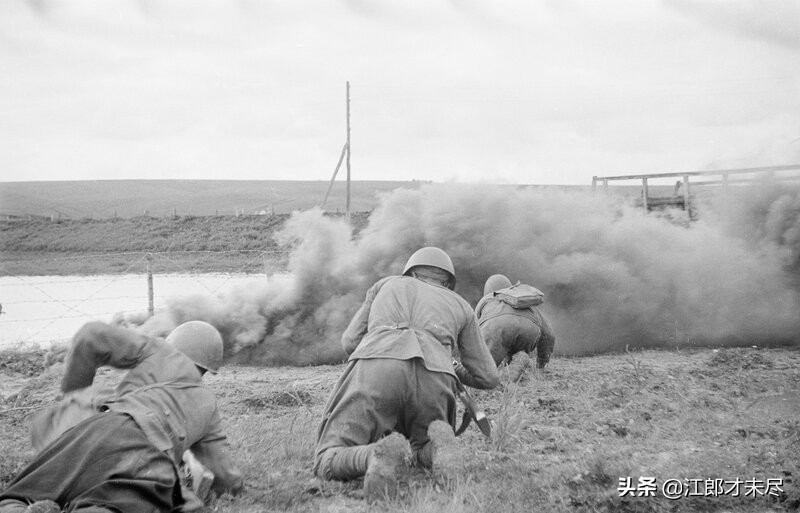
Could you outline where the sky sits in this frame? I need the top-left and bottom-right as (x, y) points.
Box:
(0, 0), (798, 185)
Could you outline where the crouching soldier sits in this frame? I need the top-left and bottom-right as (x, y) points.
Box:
(476, 274), (556, 381)
(314, 247), (499, 500)
(0, 320), (243, 513)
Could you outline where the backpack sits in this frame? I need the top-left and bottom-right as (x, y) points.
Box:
(493, 282), (544, 308)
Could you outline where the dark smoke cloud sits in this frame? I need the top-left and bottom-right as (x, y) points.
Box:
(123, 183), (800, 365)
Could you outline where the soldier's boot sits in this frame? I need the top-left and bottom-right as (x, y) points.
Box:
(363, 433), (411, 502)
(24, 501), (60, 513)
(428, 420), (460, 484)
(503, 351), (531, 385)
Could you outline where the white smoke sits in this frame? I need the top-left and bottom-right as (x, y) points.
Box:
(124, 183), (800, 365)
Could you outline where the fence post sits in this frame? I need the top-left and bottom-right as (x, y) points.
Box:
(146, 253), (154, 317)
(682, 175), (690, 215)
(642, 177), (649, 211)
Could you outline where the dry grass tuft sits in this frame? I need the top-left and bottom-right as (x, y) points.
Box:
(2, 347), (799, 512)
(488, 383), (528, 453)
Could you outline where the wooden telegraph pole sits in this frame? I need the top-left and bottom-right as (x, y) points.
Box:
(320, 82), (353, 220)
(345, 81), (351, 224)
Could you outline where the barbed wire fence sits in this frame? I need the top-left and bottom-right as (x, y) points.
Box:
(0, 248), (290, 349)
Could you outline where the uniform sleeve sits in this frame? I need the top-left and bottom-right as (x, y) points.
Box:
(455, 313), (499, 390)
(341, 280), (383, 356)
(61, 321), (150, 393)
(474, 294), (491, 320)
(190, 439), (244, 496)
(191, 408), (244, 496)
(535, 312), (556, 368)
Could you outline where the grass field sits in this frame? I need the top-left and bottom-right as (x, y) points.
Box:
(1, 346), (798, 512)
(2, 179), (798, 511)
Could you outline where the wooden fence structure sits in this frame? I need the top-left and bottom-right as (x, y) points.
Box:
(592, 164), (800, 214)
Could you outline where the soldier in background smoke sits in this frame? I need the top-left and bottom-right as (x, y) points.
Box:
(314, 247), (499, 499)
(0, 321), (243, 513)
(476, 274), (556, 381)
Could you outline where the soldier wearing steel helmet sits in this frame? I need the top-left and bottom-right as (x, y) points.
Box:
(0, 320), (243, 513)
(476, 274), (556, 375)
(314, 247), (499, 499)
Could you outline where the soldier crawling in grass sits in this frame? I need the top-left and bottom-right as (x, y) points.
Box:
(475, 274), (556, 382)
(0, 320), (243, 513)
(314, 246), (500, 499)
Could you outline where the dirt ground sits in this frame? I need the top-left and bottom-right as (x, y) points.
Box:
(1, 345), (799, 513)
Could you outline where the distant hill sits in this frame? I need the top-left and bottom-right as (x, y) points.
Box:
(0, 179), (682, 221)
(0, 179), (430, 219)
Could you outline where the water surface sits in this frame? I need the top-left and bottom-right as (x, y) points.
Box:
(0, 273), (262, 350)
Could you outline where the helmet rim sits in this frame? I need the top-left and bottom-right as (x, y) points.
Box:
(483, 274), (512, 296)
(402, 247), (456, 287)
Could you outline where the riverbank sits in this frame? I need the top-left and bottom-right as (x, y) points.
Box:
(0, 250), (286, 275)
(0, 212), (369, 275)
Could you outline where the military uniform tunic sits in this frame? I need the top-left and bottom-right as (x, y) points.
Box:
(0, 323), (242, 512)
(315, 276), (499, 478)
(475, 292), (556, 367)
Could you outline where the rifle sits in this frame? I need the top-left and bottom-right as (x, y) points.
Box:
(454, 375), (491, 438)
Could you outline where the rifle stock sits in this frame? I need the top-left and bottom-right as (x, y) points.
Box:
(454, 377), (491, 438)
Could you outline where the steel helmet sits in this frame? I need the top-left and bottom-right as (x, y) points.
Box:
(483, 274), (512, 296)
(166, 320), (224, 374)
(402, 246), (456, 287)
